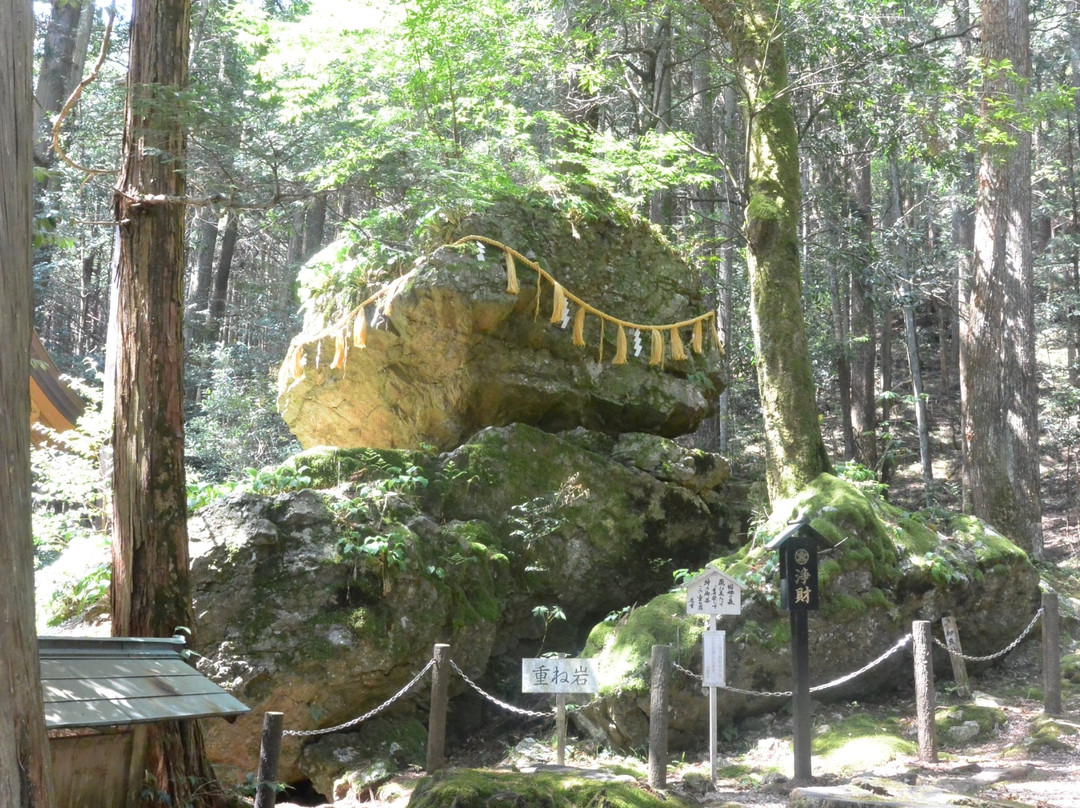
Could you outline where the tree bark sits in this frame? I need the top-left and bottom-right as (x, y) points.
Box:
(962, 0), (1042, 558)
(110, 0), (223, 804)
(33, 0), (85, 164)
(302, 193), (327, 262)
(0, 0), (57, 802)
(698, 0), (832, 502)
(207, 209), (238, 343)
(848, 151), (878, 472)
(888, 159), (934, 488)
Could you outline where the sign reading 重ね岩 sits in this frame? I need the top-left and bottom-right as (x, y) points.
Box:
(521, 658), (599, 694)
(685, 565), (743, 615)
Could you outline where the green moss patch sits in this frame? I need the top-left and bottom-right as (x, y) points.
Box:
(408, 769), (695, 808)
(935, 704), (1007, 745)
(583, 592), (702, 695)
(283, 446), (430, 490)
(812, 713), (915, 773)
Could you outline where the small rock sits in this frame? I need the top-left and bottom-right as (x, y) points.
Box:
(946, 720), (981, 743)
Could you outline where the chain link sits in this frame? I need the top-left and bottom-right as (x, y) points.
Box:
(673, 634), (912, 699)
(277, 608), (1041, 739)
(450, 660), (555, 718)
(809, 634), (911, 693)
(932, 607), (1043, 662)
(283, 658), (436, 737)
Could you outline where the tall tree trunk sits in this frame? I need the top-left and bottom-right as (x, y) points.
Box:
(110, 0), (223, 804)
(848, 150), (878, 472)
(77, 252), (97, 354)
(1067, 0), (1080, 395)
(281, 202), (305, 308)
(64, 0), (95, 102)
(303, 193), (327, 262)
(33, 0), (85, 164)
(879, 309), (895, 485)
(961, 0), (1042, 558)
(648, 12), (675, 227)
(717, 84), (741, 455)
(824, 159), (855, 460)
(207, 209), (238, 343)
(951, 0), (975, 453)
(0, 0), (57, 802)
(888, 159), (934, 488)
(699, 0), (832, 502)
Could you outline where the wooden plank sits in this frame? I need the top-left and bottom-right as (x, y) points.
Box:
(43, 671), (222, 704)
(46, 692), (247, 729)
(50, 732), (133, 808)
(42, 656), (192, 680)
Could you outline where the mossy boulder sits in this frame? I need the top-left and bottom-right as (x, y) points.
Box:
(189, 424), (745, 784)
(190, 489), (506, 782)
(574, 474), (1040, 751)
(407, 768), (696, 808)
(430, 424), (742, 643)
(277, 186), (725, 452)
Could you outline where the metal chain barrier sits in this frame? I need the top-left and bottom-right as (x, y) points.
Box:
(283, 657), (437, 738)
(450, 659), (555, 718)
(932, 607), (1043, 662)
(672, 633), (913, 699)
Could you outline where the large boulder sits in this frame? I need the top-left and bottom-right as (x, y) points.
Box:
(277, 187), (725, 451)
(189, 426), (743, 785)
(571, 474), (1042, 751)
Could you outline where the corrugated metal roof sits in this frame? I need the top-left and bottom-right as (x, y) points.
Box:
(39, 636), (248, 730)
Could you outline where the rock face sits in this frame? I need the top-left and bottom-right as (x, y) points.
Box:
(188, 441), (1041, 793)
(277, 188), (725, 451)
(189, 427), (741, 785)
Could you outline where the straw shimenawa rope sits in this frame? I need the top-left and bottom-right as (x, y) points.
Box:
(282, 235), (725, 382)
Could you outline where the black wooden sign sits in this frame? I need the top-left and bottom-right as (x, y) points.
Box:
(765, 521), (822, 611)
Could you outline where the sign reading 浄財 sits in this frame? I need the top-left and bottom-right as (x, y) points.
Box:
(765, 521), (822, 611)
(521, 658), (599, 694)
(685, 565), (743, 615)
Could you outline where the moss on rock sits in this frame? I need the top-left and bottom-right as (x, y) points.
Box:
(583, 592), (702, 695)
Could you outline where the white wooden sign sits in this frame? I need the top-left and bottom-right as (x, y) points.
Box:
(702, 630), (725, 687)
(521, 658), (599, 694)
(685, 565), (743, 616)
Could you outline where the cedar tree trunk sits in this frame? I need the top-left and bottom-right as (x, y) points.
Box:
(698, 0), (832, 502)
(1, 0), (57, 802)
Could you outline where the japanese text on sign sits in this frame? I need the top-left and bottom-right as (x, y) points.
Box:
(521, 658), (599, 693)
(702, 630), (725, 687)
(685, 568), (742, 616)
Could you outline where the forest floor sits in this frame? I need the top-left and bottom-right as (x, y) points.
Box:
(280, 448), (1080, 808)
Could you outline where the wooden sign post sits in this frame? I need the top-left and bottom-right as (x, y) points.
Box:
(522, 657), (599, 764)
(766, 521), (823, 784)
(685, 565), (744, 781)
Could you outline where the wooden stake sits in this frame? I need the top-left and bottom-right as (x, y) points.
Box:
(648, 645), (670, 789)
(940, 615), (971, 700)
(427, 644), (450, 772)
(555, 692), (567, 766)
(1043, 592), (1062, 716)
(791, 610), (812, 782)
(913, 620), (938, 762)
(254, 712), (283, 808)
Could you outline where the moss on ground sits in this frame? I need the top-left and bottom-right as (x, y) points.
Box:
(1023, 716), (1079, 751)
(408, 769), (695, 808)
(935, 704), (1008, 742)
(812, 713), (916, 773)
